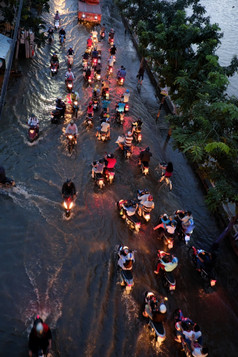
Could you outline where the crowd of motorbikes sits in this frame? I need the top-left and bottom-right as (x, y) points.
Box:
(0, 11), (217, 357)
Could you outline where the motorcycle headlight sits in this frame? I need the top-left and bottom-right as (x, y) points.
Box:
(29, 130), (35, 133)
(69, 202), (74, 209)
(63, 201), (68, 209)
(144, 213), (150, 221)
(68, 135), (73, 139)
(74, 101), (78, 105)
(210, 279), (216, 287)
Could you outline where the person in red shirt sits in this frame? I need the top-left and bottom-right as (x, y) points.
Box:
(87, 36), (93, 48)
(104, 153), (117, 169)
(87, 101), (94, 117)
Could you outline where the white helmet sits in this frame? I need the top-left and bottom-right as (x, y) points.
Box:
(36, 322), (43, 334)
(160, 303), (167, 314)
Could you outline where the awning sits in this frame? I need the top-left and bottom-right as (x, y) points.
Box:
(0, 34), (13, 68)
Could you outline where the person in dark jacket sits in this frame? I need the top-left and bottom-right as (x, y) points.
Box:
(28, 316), (52, 357)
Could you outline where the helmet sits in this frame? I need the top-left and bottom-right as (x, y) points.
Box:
(145, 147), (150, 152)
(126, 89), (130, 93)
(70, 119), (74, 125)
(31, 113), (35, 118)
(99, 159), (104, 164)
(162, 213), (169, 221)
(127, 131), (132, 136)
(53, 52), (57, 56)
(68, 67), (71, 71)
(159, 304), (167, 314)
(148, 195), (153, 201)
(66, 178), (71, 183)
(89, 101), (93, 105)
(69, 46), (72, 49)
(36, 322), (44, 334)
(57, 97), (62, 101)
(71, 90), (75, 94)
(123, 247), (129, 255)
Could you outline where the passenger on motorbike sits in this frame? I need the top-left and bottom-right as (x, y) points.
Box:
(84, 66), (92, 81)
(110, 44), (117, 56)
(116, 98), (125, 113)
(196, 250), (213, 272)
(28, 316), (52, 357)
(117, 66), (126, 79)
(154, 214), (177, 235)
(104, 153), (116, 169)
(62, 179), (76, 199)
(154, 250), (178, 274)
(54, 11), (60, 20)
(101, 98), (111, 113)
(118, 246), (135, 270)
(123, 89), (130, 102)
(91, 159), (105, 178)
(92, 48), (99, 59)
(82, 51), (89, 61)
(143, 293), (167, 322)
(138, 147), (152, 166)
(71, 90), (79, 103)
(28, 114), (39, 131)
(67, 47), (74, 56)
(138, 193), (154, 216)
(65, 68), (75, 83)
(65, 120), (78, 138)
(59, 28), (66, 38)
(87, 36), (93, 48)
(159, 161), (173, 182)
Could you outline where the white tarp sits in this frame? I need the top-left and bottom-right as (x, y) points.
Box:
(0, 34), (13, 68)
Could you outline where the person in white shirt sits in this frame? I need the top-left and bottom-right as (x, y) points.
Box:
(28, 114), (39, 130)
(65, 120), (78, 136)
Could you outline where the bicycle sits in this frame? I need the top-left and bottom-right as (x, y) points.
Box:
(155, 162), (173, 191)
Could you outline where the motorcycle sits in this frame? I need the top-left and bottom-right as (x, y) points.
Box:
(66, 134), (76, 154)
(95, 71), (101, 81)
(28, 125), (39, 142)
(66, 80), (73, 92)
(51, 109), (62, 124)
(63, 195), (74, 218)
(143, 292), (166, 346)
(67, 55), (74, 68)
(124, 102), (129, 112)
(92, 170), (105, 189)
(59, 34), (65, 45)
(155, 214), (176, 249)
(117, 199), (141, 232)
(50, 63), (58, 77)
(54, 19), (60, 30)
(137, 190), (153, 222)
(107, 65), (113, 77)
(117, 245), (134, 293)
(188, 246), (217, 289)
(73, 100), (79, 118)
(104, 167), (115, 184)
(92, 57), (98, 68)
(117, 76), (124, 86)
(173, 309), (197, 356)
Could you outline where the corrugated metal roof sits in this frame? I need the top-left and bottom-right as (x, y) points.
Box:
(0, 34), (13, 67)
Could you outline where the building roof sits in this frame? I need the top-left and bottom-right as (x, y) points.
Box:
(0, 34), (13, 68)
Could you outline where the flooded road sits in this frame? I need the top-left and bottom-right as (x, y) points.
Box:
(0, 0), (238, 356)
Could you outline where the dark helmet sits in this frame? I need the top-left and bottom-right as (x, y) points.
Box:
(66, 178), (71, 184)
(145, 147), (150, 152)
(99, 159), (104, 164)
(31, 113), (35, 118)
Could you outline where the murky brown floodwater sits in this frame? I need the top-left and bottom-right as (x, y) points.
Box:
(0, 0), (238, 356)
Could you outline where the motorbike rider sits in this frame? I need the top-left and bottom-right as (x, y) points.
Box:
(143, 293), (167, 322)
(91, 159), (105, 179)
(84, 66), (92, 81)
(87, 101), (94, 117)
(116, 98), (126, 113)
(59, 27), (66, 38)
(108, 55), (114, 68)
(138, 147), (152, 166)
(97, 118), (110, 139)
(28, 316), (52, 357)
(28, 114), (39, 132)
(101, 98), (111, 114)
(54, 11), (60, 20)
(87, 35), (93, 48)
(176, 210), (195, 241)
(50, 52), (59, 68)
(65, 119), (78, 138)
(62, 179), (76, 199)
(48, 26), (54, 39)
(55, 97), (66, 118)
(154, 250), (178, 274)
(154, 213), (177, 237)
(117, 65), (126, 79)
(65, 67), (75, 83)
(196, 249), (213, 272)
(91, 48), (99, 59)
(159, 161), (173, 182)
(82, 51), (89, 62)
(137, 192), (154, 216)
(110, 44), (117, 56)
(118, 246), (135, 270)
(67, 47), (74, 56)
(132, 118), (143, 133)
(92, 85), (100, 100)
(91, 28), (98, 41)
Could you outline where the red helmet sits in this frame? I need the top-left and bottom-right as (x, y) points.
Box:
(148, 195), (153, 201)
